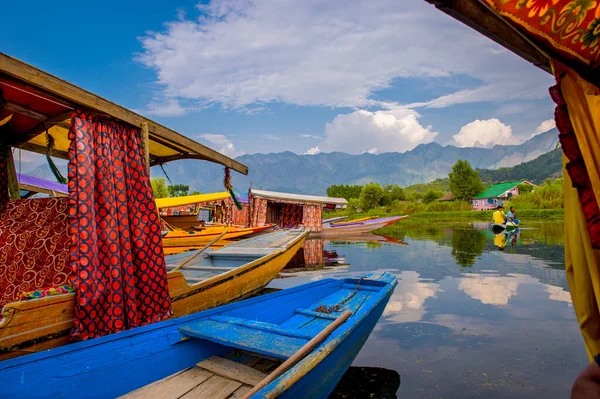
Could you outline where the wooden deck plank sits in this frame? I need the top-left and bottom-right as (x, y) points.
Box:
(228, 385), (252, 399)
(180, 375), (242, 399)
(120, 367), (213, 399)
(253, 358), (280, 373)
(197, 356), (267, 386)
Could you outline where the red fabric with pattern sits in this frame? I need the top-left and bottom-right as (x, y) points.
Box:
(551, 64), (600, 248)
(68, 110), (172, 340)
(0, 150), (9, 211)
(0, 198), (71, 315)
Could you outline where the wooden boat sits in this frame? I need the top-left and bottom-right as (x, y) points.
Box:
(330, 215), (377, 226)
(322, 215), (348, 224)
(313, 215), (408, 237)
(157, 192), (232, 230)
(162, 224), (275, 248)
(0, 272), (396, 398)
(0, 229), (308, 361)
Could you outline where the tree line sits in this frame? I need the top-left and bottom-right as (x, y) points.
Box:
(151, 178), (200, 198)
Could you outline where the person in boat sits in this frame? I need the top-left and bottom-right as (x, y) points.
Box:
(505, 206), (520, 225)
(493, 205), (506, 226)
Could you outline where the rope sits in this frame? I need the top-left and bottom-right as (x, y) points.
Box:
(315, 276), (365, 314)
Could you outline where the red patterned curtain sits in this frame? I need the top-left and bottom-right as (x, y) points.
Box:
(251, 197), (268, 227)
(302, 204), (323, 232)
(68, 110), (171, 340)
(0, 147), (9, 211)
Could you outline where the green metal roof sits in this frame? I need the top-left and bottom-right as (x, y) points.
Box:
(473, 181), (525, 199)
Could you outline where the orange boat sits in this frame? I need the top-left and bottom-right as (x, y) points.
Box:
(161, 224), (274, 248)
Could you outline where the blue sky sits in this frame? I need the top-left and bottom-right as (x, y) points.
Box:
(2, 0), (556, 158)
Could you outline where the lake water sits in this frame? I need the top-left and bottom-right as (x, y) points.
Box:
(270, 222), (587, 399)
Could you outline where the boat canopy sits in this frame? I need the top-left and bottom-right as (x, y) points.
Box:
(155, 192), (231, 209)
(0, 53), (247, 174)
(251, 189), (347, 206)
(18, 173), (68, 197)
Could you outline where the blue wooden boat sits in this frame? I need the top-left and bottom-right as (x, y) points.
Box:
(0, 272), (397, 399)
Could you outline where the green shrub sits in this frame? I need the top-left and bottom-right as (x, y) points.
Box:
(507, 178), (563, 209)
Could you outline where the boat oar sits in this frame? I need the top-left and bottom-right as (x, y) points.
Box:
(242, 310), (352, 399)
(499, 210), (518, 228)
(171, 230), (228, 273)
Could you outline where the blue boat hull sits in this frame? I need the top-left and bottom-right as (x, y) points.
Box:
(0, 273), (396, 398)
(269, 284), (393, 398)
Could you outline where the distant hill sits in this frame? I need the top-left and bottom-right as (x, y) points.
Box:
(155, 129), (559, 195)
(477, 148), (562, 185)
(23, 129), (560, 196)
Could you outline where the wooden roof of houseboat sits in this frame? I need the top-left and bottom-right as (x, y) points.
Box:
(251, 189), (348, 206)
(426, 0), (600, 86)
(0, 53), (248, 174)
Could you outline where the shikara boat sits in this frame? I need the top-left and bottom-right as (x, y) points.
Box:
(329, 215), (377, 226)
(322, 215), (348, 224)
(0, 272), (396, 399)
(162, 224), (275, 248)
(0, 229), (308, 361)
(313, 215), (408, 237)
(157, 192), (232, 230)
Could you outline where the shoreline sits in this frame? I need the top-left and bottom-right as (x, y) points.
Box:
(325, 209), (564, 228)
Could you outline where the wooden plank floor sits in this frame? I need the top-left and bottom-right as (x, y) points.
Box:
(120, 354), (280, 399)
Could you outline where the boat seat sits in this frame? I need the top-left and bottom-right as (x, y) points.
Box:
(179, 315), (317, 359)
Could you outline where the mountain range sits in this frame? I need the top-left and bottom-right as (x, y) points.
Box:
(156, 129), (559, 195)
(24, 129), (559, 196)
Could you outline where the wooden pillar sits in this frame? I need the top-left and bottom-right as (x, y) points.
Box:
(141, 121), (150, 173)
(5, 147), (19, 200)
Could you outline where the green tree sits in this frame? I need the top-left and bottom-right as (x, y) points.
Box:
(168, 184), (190, 197)
(517, 183), (533, 194)
(326, 184), (363, 200)
(423, 189), (442, 204)
(151, 178), (169, 198)
(359, 183), (384, 212)
(190, 190), (201, 195)
(448, 160), (485, 202)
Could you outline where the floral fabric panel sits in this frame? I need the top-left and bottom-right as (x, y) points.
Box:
(486, 0), (600, 67)
(68, 110), (172, 341)
(303, 204), (323, 232)
(0, 197), (71, 315)
(22, 285), (75, 300)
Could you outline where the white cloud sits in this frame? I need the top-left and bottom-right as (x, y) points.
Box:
(458, 273), (538, 306)
(197, 134), (243, 157)
(143, 99), (187, 117)
(532, 119), (556, 137)
(300, 134), (322, 140)
(261, 134), (281, 140)
(304, 146), (320, 155)
(366, 148), (378, 154)
(452, 118), (521, 148)
(383, 271), (440, 323)
(313, 108), (437, 154)
(137, 0), (552, 112)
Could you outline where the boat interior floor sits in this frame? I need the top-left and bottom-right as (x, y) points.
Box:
(120, 351), (282, 399)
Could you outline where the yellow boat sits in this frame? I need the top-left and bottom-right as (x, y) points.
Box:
(0, 229), (308, 361)
(161, 224), (275, 247)
(157, 192), (232, 231)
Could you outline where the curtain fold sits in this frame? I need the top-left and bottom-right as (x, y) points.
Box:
(68, 110), (171, 340)
(551, 61), (600, 362)
(0, 147), (8, 211)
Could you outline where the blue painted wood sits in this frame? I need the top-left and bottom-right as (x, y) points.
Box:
(0, 272), (397, 399)
(293, 308), (338, 320)
(209, 316), (315, 340)
(180, 320), (306, 359)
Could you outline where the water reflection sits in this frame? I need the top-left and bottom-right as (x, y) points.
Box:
(330, 366), (401, 399)
(271, 222), (585, 399)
